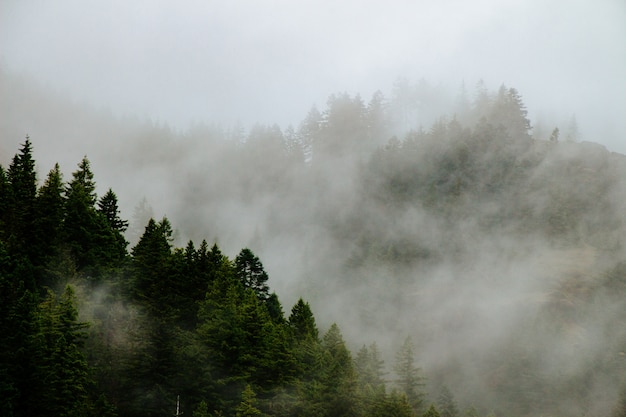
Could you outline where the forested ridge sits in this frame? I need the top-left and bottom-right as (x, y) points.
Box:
(1, 80), (626, 417)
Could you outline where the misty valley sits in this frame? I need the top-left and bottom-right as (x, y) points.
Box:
(2, 79), (626, 417)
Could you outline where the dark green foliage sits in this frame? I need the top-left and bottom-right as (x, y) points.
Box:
(97, 188), (129, 262)
(130, 217), (173, 305)
(235, 248), (270, 301)
(63, 156), (127, 274)
(3, 80), (626, 417)
(35, 286), (93, 417)
(33, 164), (65, 275)
(5, 137), (37, 260)
(0, 241), (39, 417)
(288, 298), (319, 342)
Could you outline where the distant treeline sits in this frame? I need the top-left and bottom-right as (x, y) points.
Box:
(1, 81), (626, 417)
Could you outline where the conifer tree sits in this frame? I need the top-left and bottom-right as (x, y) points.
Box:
(437, 385), (459, 417)
(35, 286), (93, 417)
(0, 165), (9, 239)
(63, 156), (120, 273)
(288, 298), (318, 342)
(33, 163), (65, 270)
(394, 336), (425, 414)
(423, 404), (441, 417)
(236, 384), (263, 417)
(131, 217), (174, 305)
(6, 137), (37, 259)
(354, 342), (386, 394)
(319, 323), (358, 417)
(235, 248), (270, 301)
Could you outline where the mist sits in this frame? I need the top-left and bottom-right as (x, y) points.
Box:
(2, 1), (626, 416)
(2, 0), (625, 152)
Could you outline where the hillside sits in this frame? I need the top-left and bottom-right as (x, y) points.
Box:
(2, 73), (626, 417)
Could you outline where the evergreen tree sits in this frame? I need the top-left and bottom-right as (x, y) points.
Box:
(0, 240), (39, 417)
(368, 390), (414, 417)
(98, 188), (129, 233)
(5, 137), (37, 259)
(63, 156), (122, 273)
(35, 286), (94, 417)
(318, 323), (358, 417)
(33, 163), (65, 272)
(423, 404), (441, 417)
(235, 248), (270, 302)
(489, 86), (531, 140)
(0, 165), (9, 238)
(549, 127), (560, 143)
(288, 298), (318, 342)
(131, 217), (173, 307)
(265, 292), (285, 324)
(354, 342), (386, 394)
(236, 385), (263, 417)
(298, 105), (323, 162)
(394, 336), (425, 414)
(437, 385), (459, 417)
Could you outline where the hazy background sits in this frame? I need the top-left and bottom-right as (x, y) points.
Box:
(2, 1), (626, 414)
(1, 0), (625, 152)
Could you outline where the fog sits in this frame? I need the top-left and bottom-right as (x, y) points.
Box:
(1, 0), (625, 152)
(2, 1), (626, 415)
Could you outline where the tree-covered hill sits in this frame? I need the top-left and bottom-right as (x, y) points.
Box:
(1, 78), (626, 416)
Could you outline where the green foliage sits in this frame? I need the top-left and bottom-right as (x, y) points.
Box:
(288, 298), (319, 342)
(235, 385), (263, 417)
(235, 248), (270, 302)
(355, 342), (386, 397)
(5, 137), (37, 260)
(423, 404), (442, 417)
(3, 85), (626, 417)
(63, 156), (127, 275)
(367, 390), (414, 417)
(33, 163), (65, 276)
(437, 385), (459, 417)
(395, 337), (426, 414)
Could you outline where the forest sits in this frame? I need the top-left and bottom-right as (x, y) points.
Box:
(1, 79), (626, 417)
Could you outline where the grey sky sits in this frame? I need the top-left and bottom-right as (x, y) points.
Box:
(2, 0), (625, 152)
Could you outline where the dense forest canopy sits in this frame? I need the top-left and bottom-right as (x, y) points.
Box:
(1, 78), (626, 417)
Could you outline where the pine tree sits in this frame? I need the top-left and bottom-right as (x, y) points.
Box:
(33, 163), (65, 272)
(394, 336), (425, 414)
(35, 286), (93, 417)
(319, 323), (358, 417)
(437, 385), (459, 417)
(0, 165), (9, 239)
(131, 217), (173, 307)
(423, 404), (441, 417)
(288, 298), (318, 342)
(369, 390), (414, 417)
(354, 342), (386, 394)
(63, 156), (119, 273)
(5, 137), (37, 259)
(98, 188), (129, 233)
(235, 248), (270, 302)
(236, 385), (263, 417)
(0, 240), (39, 417)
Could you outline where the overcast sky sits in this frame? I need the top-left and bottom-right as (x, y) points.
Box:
(1, 0), (625, 152)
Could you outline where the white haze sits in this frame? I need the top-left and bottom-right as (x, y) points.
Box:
(2, 1), (626, 415)
(1, 0), (625, 153)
